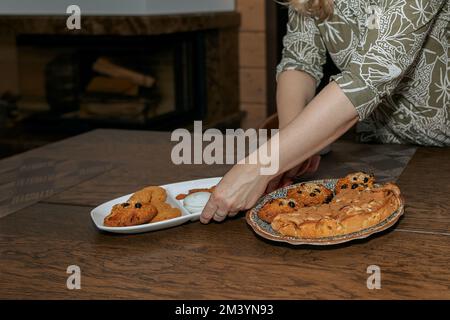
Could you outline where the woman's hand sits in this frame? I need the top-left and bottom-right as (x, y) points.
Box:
(265, 155), (321, 193)
(200, 163), (272, 224)
(200, 82), (357, 225)
(199, 155), (320, 224)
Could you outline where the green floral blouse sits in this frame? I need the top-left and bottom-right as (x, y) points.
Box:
(277, 0), (449, 146)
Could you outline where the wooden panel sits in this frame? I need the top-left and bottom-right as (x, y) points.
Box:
(237, 0), (266, 31)
(241, 103), (267, 129)
(237, 0), (268, 117)
(239, 31), (266, 68)
(239, 68), (267, 103)
(205, 27), (241, 123)
(1, 203), (449, 299)
(0, 35), (18, 94)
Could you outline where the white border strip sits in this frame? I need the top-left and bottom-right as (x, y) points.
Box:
(0, 0), (235, 16)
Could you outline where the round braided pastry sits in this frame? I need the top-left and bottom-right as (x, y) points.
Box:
(271, 183), (402, 238)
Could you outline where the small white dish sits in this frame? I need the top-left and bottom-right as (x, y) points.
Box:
(183, 192), (212, 214)
(90, 177), (221, 234)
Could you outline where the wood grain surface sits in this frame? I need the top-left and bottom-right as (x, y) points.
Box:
(1, 203), (449, 299)
(394, 148), (450, 234)
(0, 129), (449, 299)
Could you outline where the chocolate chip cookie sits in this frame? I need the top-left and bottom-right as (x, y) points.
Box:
(258, 198), (299, 223)
(104, 202), (157, 227)
(335, 172), (375, 194)
(287, 182), (333, 206)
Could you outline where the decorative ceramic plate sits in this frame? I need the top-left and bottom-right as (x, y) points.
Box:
(246, 179), (405, 246)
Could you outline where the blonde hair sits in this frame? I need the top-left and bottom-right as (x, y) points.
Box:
(285, 0), (334, 21)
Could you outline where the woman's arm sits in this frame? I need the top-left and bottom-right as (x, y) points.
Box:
(266, 6), (327, 190)
(274, 81), (358, 174)
(265, 69), (319, 191)
(277, 70), (316, 128)
(200, 81), (358, 223)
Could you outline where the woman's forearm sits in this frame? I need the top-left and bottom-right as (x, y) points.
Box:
(265, 81), (358, 175)
(277, 70), (317, 128)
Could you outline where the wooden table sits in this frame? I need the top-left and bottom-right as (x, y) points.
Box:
(1, 129), (449, 299)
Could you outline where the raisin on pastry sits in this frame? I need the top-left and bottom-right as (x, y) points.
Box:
(287, 182), (333, 206)
(258, 198), (299, 223)
(104, 202), (157, 227)
(335, 172), (375, 194)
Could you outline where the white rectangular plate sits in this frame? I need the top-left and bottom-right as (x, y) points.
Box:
(90, 177), (221, 234)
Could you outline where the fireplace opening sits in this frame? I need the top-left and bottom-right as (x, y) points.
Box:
(14, 33), (206, 134)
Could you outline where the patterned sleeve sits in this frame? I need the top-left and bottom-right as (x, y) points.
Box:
(276, 7), (327, 86)
(331, 0), (446, 120)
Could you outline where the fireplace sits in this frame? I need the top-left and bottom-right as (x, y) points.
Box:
(0, 12), (241, 157)
(16, 33), (205, 131)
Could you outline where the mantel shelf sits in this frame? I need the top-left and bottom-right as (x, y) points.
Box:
(0, 12), (240, 36)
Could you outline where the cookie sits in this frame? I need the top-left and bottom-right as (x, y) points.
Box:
(128, 186), (167, 204)
(151, 202), (182, 222)
(104, 202), (157, 227)
(335, 172), (375, 194)
(258, 198), (299, 223)
(287, 182), (333, 206)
